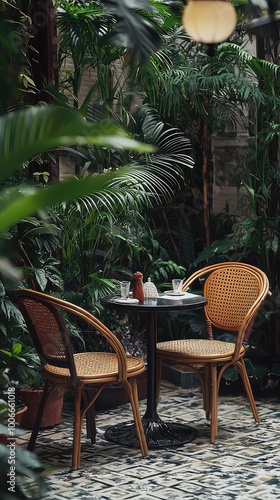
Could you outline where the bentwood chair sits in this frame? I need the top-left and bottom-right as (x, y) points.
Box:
(16, 289), (148, 468)
(156, 262), (270, 443)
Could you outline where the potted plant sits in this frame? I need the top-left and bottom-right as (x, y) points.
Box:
(0, 342), (34, 442)
(18, 371), (66, 430)
(0, 340), (38, 397)
(0, 340), (66, 431)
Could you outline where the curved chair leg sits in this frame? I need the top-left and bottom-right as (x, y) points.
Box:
(182, 363), (209, 420)
(123, 379), (148, 457)
(203, 364), (210, 420)
(209, 363), (218, 443)
(235, 358), (260, 423)
(27, 379), (52, 451)
(86, 403), (97, 444)
(72, 385), (83, 469)
(84, 389), (97, 444)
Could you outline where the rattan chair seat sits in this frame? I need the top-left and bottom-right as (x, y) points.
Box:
(45, 352), (145, 379)
(157, 339), (245, 359)
(156, 262), (270, 444)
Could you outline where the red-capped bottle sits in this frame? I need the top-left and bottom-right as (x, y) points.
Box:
(133, 272), (145, 302)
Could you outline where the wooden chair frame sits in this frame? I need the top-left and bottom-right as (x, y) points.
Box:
(16, 289), (148, 468)
(156, 262), (270, 443)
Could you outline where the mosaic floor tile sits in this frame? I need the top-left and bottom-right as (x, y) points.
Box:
(18, 381), (280, 499)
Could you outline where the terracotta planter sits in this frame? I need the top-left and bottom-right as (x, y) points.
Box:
(0, 433), (8, 444)
(19, 387), (65, 429)
(0, 405), (28, 443)
(15, 405), (28, 425)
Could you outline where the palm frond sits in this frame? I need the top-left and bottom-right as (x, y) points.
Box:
(0, 105), (153, 183)
(217, 43), (280, 89)
(103, 0), (163, 66)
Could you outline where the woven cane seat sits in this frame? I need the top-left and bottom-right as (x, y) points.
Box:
(156, 262), (270, 444)
(16, 288), (148, 468)
(45, 352), (145, 379)
(157, 339), (245, 359)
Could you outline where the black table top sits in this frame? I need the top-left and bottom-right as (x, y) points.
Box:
(102, 292), (207, 312)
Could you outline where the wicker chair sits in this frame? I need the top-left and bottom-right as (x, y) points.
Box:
(16, 289), (148, 468)
(156, 262), (270, 443)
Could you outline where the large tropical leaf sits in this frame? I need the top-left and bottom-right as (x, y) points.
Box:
(59, 105), (193, 208)
(0, 162), (150, 233)
(0, 152), (189, 233)
(56, 0), (165, 69)
(102, 0), (163, 66)
(0, 105), (153, 183)
(0, 104), (156, 233)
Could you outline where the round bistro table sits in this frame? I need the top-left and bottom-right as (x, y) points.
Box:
(101, 292), (207, 449)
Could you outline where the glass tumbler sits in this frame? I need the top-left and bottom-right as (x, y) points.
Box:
(172, 279), (183, 294)
(120, 281), (130, 299)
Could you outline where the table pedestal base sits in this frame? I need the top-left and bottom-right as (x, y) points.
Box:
(104, 417), (197, 449)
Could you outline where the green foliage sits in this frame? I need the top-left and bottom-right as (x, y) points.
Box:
(0, 423), (47, 499)
(55, 0), (164, 75)
(59, 196), (186, 313)
(102, 0), (163, 66)
(270, 363), (280, 377)
(57, 105), (193, 314)
(158, 309), (206, 343)
(0, 0), (279, 399)
(0, 0), (32, 114)
(0, 105), (153, 183)
(222, 359), (270, 383)
(0, 343), (41, 391)
(193, 239), (239, 265)
(100, 308), (147, 360)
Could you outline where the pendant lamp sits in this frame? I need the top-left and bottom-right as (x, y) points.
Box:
(182, 0), (237, 44)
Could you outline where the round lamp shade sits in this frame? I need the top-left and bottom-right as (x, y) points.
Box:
(183, 0), (237, 44)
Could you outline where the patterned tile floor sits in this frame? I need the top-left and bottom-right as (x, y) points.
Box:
(18, 381), (280, 500)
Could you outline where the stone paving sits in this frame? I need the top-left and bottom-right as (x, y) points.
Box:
(18, 381), (280, 499)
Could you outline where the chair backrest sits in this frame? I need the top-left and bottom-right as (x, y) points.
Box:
(16, 289), (129, 381)
(183, 262), (269, 344)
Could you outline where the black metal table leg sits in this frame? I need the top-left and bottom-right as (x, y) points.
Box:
(105, 309), (197, 449)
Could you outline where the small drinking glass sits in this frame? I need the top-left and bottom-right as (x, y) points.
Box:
(172, 279), (183, 294)
(120, 281), (131, 299)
